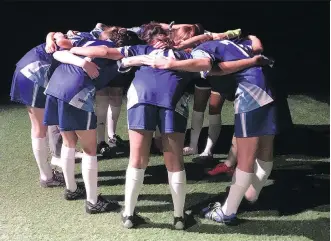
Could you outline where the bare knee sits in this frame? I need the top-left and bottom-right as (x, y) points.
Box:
(129, 130), (153, 169)
(209, 92), (224, 115)
(61, 131), (78, 148)
(162, 133), (185, 172)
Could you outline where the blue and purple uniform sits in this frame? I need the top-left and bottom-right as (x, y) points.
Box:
(44, 39), (125, 131)
(192, 40), (277, 137)
(194, 38), (254, 95)
(118, 45), (194, 133)
(10, 43), (61, 108)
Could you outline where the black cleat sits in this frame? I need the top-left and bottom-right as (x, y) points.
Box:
(173, 216), (185, 230)
(64, 183), (86, 200)
(108, 134), (128, 148)
(40, 170), (65, 188)
(121, 211), (146, 229)
(97, 141), (110, 155)
(85, 195), (120, 214)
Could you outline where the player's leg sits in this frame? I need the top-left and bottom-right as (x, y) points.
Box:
(76, 128), (120, 213)
(95, 88), (111, 156)
(122, 104), (155, 228)
(161, 108), (188, 230)
(202, 103), (276, 224)
(107, 87), (127, 148)
(244, 103), (277, 202)
(183, 81), (210, 156)
(199, 91), (225, 159)
(28, 106), (54, 184)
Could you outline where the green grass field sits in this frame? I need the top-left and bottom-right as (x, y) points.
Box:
(0, 95), (329, 241)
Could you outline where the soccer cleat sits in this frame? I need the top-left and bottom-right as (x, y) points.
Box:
(85, 195), (120, 214)
(121, 212), (146, 229)
(108, 134), (128, 148)
(202, 202), (238, 225)
(173, 216), (185, 230)
(183, 146), (198, 156)
(40, 170), (65, 188)
(206, 163), (235, 176)
(97, 141), (110, 154)
(64, 183), (86, 200)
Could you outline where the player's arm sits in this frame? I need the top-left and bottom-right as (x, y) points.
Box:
(120, 55), (154, 67)
(210, 55), (273, 76)
(248, 35), (264, 54)
(53, 50), (100, 79)
(70, 46), (124, 60)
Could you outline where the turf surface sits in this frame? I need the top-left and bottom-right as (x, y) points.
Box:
(0, 95), (329, 241)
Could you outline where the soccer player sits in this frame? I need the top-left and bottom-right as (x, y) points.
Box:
(10, 31), (70, 187)
(142, 39), (275, 225)
(182, 35), (265, 160)
(44, 29), (140, 213)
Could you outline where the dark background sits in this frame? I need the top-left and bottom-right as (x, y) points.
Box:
(3, 1), (330, 104)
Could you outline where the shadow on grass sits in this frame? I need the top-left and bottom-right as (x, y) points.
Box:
(186, 124), (330, 158)
(97, 161), (329, 219)
(138, 217), (329, 241)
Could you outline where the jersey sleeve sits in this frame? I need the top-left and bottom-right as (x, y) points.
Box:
(116, 45), (147, 57)
(90, 27), (103, 39)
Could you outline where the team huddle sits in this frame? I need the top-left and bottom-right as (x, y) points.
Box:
(10, 21), (276, 230)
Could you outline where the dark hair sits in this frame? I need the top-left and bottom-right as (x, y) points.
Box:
(139, 22), (174, 48)
(103, 28), (142, 47)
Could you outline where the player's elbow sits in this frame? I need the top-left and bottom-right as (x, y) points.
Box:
(198, 58), (212, 71)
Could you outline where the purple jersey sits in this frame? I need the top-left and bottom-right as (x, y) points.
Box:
(117, 45), (193, 113)
(45, 40), (121, 112)
(15, 43), (60, 88)
(193, 40), (274, 113)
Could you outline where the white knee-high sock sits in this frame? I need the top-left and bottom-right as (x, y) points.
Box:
(245, 159), (274, 202)
(107, 104), (122, 138)
(31, 136), (53, 181)
(222, 168), (253, 215)
(82, 154), (98, 204)
(189, 111), (204, 149)
(202, 114), (221, 155)
(61, 145), (77, 191)
(95, 96), (109, 144)
(124, 166), (145, 216)
(168, 170), (187, 217)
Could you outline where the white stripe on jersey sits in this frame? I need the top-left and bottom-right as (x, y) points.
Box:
(240, 112), (247, 137)
(20, 61), (49, 79)
(31, 84), (39, 107)
(83, 41), (95, 47)
(86, 112), (92, 130)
